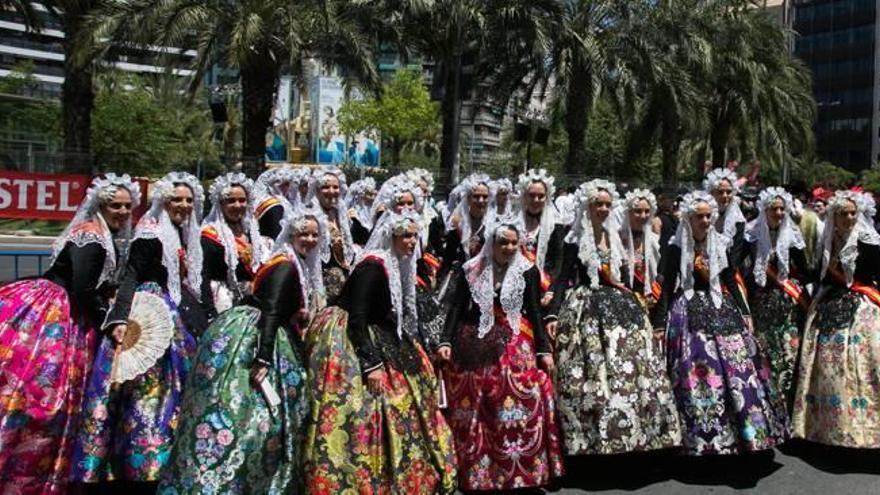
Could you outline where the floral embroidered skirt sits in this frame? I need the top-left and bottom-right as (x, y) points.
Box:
(0, 279), (96, 494)
(158, 305), (309, 494)
(793, 287), (880, 447)
(666, 290), (789, 455)
(749, 284), (806, 409)
(303, 306), (457, 495)
(555, 285), (681, 455)
(444, 319), (564, 491)
(71, 282), (197, 482)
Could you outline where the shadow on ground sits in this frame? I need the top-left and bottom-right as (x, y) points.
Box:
(780, 439), (880, 475)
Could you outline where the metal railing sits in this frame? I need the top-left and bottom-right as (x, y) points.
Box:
(0, 249), (51, 281)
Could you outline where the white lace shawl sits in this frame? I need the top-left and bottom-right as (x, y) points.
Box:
(371, 174), (424, 219)
(463, 221), (531, 338)
(744, 187), (805, 287)
(447, 173), (494, 254)
(135, 172), (204, 304)
(51, 174), (141, 287)
(202, 173), (269, 298)
(347, 177), (377, 230)
(354, 210), (422, 338)
(672, 191), (728, 308)
(308, 167), (355, 266)
(565, 180), (623, 288)
(517, 170), (558, 271)
(491, 178), (514, 217)
(255, 167), (300, 211)
(819, 190), (880, 286)
(619, 189), (660, 296)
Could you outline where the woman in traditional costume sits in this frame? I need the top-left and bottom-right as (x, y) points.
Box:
(792, 190), (880, 448)
(304, 210), (456, 494)
(552, 181), (681, 455)
(159, 205), (324, 494)
(72, 172), (211, 487)
(308, 167), (355, 303)
(516, 169), (565, 309)
(440, 218), (563, 491)
(0, 174), (139, 494)
(347, 177), (377, 246)
(742, 187), (811, 409)
(438, 173), (493, 294)
(704, 168), (748, 298)
(201, 172), (269, 313)
(491, 178), (514, 217)
(254, 167), (297, 240)
(653, 191), (788, 455)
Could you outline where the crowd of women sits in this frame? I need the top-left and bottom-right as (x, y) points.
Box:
(0, 164), (877, 494)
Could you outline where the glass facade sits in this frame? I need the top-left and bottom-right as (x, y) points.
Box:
(793, 0), (878, 171)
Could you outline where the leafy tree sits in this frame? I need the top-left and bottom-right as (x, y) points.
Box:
(337, 69), (439, 168)
(0, 62), (61, 139)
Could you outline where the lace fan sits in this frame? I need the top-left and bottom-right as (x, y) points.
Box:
(111, 291), (174, 384)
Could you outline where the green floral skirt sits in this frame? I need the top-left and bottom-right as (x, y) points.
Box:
(158, 306), (309, 494)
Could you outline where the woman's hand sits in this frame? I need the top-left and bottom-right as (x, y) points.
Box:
(250, 362), (269, 389)
(110, 324), (127, 345)
(436, 346), (451, 362)
(366, 369), (386, 395)
(538, 355), (555, 374)
(545, 320), (558, 342)
(540, 291), (554, 308)
(743, 316), (754, 333)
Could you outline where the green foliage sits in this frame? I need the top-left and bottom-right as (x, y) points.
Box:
(792, 159), (855, 190)
(91, 72), (219, 177)
(0, 61), (61, 140)
(338, 69), (439, 167)
(859, 168), (880, 194)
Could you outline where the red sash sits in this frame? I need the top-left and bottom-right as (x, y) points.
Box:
(255, 197), (281, 218)
(828, 263), (880, 308)
(252, 253), (288, 292)
(521, 246), (552, 291)
(766, 265), (810, 311)
(633, 267), (662, 301)
(493, 304), (534, 341)
(202, 226), (256, 276)
(734, 271), (749, 302)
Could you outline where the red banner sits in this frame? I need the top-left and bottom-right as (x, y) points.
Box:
(0, 171), (91, 220)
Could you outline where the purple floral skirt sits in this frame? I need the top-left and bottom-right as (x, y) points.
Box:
(665, 290), (789, 455)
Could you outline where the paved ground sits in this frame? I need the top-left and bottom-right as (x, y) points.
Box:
(551, 441), (879, 494)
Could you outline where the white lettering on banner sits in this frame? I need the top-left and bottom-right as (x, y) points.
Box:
(59, 182), (78, 212)
(0, 178), (11, 209)
(13, 179), (34, 209)
(36, 181), (53, 210)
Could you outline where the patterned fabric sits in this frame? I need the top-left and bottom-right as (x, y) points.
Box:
(749, 283), (806, 409)
(303, 307), (457, 495)
(555, 285), (681, 455)
(158, 306), (309, 494)
(444, 317), (564, 491)
(72, 282), (197, 482)
(793, 288), (880, 447)
(322, 265), (347, 304)
(666, 291), (789, 455)
(416, 284), (445, 351)
(0, 279), (96, 495)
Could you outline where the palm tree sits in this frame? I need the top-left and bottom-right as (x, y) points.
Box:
(81, 0), (398, 165)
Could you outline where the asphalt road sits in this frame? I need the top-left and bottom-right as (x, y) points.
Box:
(550, 441), (879, 495)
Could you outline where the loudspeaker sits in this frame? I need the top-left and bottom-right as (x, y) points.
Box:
(514, 122), (530, 142)
(534, 127), (550, 145)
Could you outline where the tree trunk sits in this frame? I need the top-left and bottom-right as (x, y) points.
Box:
(61, 7), (95, 174)
(240, 60), (279, 173)
(563, 65), (591, 176)
(710, 122), (728, 170)
(660, 118), (681, 186)
(439, 53), (461, 194)
(392, 138), (402, 169)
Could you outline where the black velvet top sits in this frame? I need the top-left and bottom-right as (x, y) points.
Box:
(350, 216), (371, 246)
(43, 241), (115, 328)
(523, 222), (566, 284)
(200, 234), (255, 286)
(335, 258), (422, 375)
(652, 244), (750, 328)
(250, 259), (303, 364)
(257, 202), (285, 240)
(438, 221), (486, 281)
(441, 265), (551, 363)
(821, 241), (880, 288)
(740, 240), (813, 292)
(105, 237), (215, 335)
